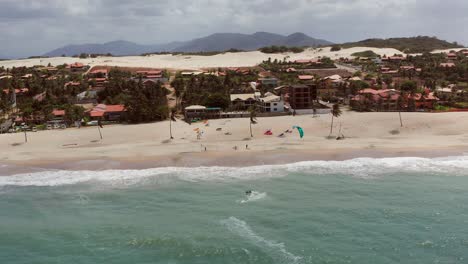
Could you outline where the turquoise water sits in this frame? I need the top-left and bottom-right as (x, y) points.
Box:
(1, 157), (468, 263)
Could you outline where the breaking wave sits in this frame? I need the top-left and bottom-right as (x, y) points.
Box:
(221, 216), (302, 263)
(1, 156), (468, 187)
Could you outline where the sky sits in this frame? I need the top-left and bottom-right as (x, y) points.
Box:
(1, 0), (467, 58)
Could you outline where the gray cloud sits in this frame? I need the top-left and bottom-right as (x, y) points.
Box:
(0, 0), (466, 58)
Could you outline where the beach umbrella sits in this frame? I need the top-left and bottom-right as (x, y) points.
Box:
(293, 126), (304, 138)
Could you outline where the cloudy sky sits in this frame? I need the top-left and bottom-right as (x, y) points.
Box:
(1, 0), (467, 57)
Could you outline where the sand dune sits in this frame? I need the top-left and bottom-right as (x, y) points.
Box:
(0, 47), (405, 70)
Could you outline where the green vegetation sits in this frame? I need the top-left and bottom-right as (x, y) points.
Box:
(141, 49), (245, 57)
(351, 50), (379, 58)
(342, 36), (464, 54)
(74, 53), (113, 58)
(330, 45), (342, 52)
(259, 46), (304, 54)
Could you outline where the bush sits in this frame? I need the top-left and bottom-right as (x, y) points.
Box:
(259, 46), (304, 54)
(330, 46), (342, 52)
(351, 50), (379, 58)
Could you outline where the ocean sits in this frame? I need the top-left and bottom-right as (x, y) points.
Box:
(1, 156), (468, 264)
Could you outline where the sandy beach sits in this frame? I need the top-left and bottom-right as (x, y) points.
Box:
(1, 111), (468, 173)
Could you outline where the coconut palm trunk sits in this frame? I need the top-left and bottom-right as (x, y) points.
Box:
(329, 104), (342, 137)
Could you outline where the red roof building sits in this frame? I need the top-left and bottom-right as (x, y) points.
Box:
(89, 104), (126, 121)
(351, 88), (438, 111)
(2, 88), (29, 95)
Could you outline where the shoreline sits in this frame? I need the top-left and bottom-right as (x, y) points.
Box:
(2, 112), (468, 175)
(1, 146), (466, 176)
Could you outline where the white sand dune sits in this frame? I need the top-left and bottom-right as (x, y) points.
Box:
(0, 47), (405, 70)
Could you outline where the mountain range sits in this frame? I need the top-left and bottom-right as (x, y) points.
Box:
(43, 32), (333, 57)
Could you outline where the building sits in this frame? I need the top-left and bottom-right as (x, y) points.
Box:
(230, 93), (260, 110)
(89, 104), (126, 121)
(298, 75), (314, 81)
(134, 70), (168, 84)
(51, 109), (66, 121)
(76, 90), (98, 104)
(88, 69), (109, 79)
(351, 89), (401, 111)
(259, 93), (285, 113)
(68, 62), (85, 72)
(440, 62), (456, 68)
(90, 78), (108, 88)
(447, 53), (458, 60)
(351, 88), (439, 111)
(258, 77), (279, 87)
(276, 84), (317, 110)
(293, 59), (322, 65)
(184, 105), (221, 120)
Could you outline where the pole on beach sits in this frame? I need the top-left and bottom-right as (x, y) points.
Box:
(23, 129), (27, 143)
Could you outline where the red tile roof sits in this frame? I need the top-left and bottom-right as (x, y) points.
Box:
(52, 109), (65, 116)
(90, 69), (108, 74)
(298, 75), (314, 80)
(70, 62), (84, 68)
(2, 88), (29, 94)
(90, 104), (126, 115)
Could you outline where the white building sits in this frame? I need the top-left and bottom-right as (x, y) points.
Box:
(259, 92), (284, 113)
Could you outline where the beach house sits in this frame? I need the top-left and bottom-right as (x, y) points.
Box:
(184, 105), (222, 120)
(134, 70), (168, 84)
(259, 92), (285, 113)
(230, 93), (260, 110)
(89, 104), (126, 121)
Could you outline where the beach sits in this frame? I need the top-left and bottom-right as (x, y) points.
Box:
(1, 111), (468, 173)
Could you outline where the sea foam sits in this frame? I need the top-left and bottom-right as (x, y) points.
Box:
(1, 156), (468, 187)
(221, 216), (302, 263)
(239, 191), (268, 204)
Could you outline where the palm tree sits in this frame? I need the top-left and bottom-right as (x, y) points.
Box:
(396, 94), (404, 127)
(329, 103), (342, 136)
(249, 106), (257, 138)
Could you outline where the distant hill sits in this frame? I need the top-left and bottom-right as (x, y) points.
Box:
(0, 53), (12, 60)
(172, 32), (333, 52)
(340, 36), (464, 53)
(44, 40), (183, 57)
(43, 32), (333, 57)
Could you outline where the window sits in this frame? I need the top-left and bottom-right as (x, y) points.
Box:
(274, 108), (277, 111)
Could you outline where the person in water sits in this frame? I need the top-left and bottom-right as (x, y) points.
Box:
(245, 190), (252, 196)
